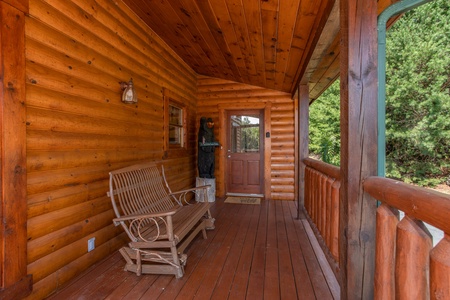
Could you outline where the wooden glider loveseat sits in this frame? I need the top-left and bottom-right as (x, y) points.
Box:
(107, 162), (215, 278)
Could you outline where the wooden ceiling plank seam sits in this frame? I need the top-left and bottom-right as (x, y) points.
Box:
(224, 0), (259, 85)
(120, 1), (192, 66)
(260, 0), (280, 12)
(128, 0), (217, 76)
(196, 74), (286, 89)
(309, 60), (340, 100)
(241, 0), (266, 87)
(300, 0), (339, 85)
(307, 0), (402, 98)
(261, 4), (279, 89)
(165, 0), (235, 79)
(210, 0), (250, 83)
(310, 74), (340, 104)
(309, 54), (340, 102)
(155, 0), (223, 77)
(89, 0), (197, 83)
(287, 0), (335, 95)
(197, 88), (289, 99)
(94, 0), (197, 98)
(195, 0), (243, 80)
(197, 74), (264, 91)
(273, 0), (302, 90)
(161, 0), (224, 78)
(303, 40), (338, 86)
(309, 34), (340, 86)
(122, 0), (207, 76)
(196, 75), (291, 96)
(197, 74), (231, 86)
(235, 0), (262, 86)
(282, 0), (323, 92)
(197, 80), (267, 92)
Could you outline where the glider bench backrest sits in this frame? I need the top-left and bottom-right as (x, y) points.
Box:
(107, 162), (215, 278)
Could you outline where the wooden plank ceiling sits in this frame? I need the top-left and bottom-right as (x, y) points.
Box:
(123, 0), (397, 99)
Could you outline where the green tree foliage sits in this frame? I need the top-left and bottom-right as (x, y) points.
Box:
(309, 0), (450, 186)
(240, 117), (260, 151)
(309, 81), (340, 166)
(385, 0), (450, 185)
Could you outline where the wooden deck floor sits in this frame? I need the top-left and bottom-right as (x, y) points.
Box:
(47, 199), (340, 299)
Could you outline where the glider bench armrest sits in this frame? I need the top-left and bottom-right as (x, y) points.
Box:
(112, 207), (179, 226)
(169, 184), (211, 205)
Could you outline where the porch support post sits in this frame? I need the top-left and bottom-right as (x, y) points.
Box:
(0, 1), (31, 299)
(298, 84), (309, 216)
(339, 0), (378, 298)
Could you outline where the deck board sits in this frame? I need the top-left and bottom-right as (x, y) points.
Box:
(276, 201), (298, 300)
(210, 205), (254, 299)
(283, 201), (317, 299)
(47, 199), (340, 299)
(289, 203), (334, 299)
(264, 201), (281, 299)
(244, 196), (267, 299)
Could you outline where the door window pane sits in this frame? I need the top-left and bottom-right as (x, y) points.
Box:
(230, 115), (260, 153)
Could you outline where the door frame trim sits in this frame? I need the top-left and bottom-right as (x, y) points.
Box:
(218, 103), (271, 199)
(225, 109), (264, 195)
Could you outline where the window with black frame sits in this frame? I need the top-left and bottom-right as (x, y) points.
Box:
(169, 104), (184, 146)
(162, 88), (187, 156)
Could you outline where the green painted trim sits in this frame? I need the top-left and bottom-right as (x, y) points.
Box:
(377, 0), (434, 177)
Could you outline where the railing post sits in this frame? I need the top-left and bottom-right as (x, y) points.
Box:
(374, 204), (399, 299)
(330, 180), (340, 262)
(395, 217), (432, 299)
(430, 234), (450, 300)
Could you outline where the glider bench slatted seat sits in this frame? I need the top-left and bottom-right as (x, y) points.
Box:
(107, 162), (215, 278)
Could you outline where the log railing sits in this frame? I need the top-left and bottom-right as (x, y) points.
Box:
(303, 158), (340, 270)
(364, 176), (450, 300)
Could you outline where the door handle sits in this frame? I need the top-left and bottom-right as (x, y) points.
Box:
(227, 155), (231, 158)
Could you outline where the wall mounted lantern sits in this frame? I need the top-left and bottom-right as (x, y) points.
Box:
(120, 78), (138, 104)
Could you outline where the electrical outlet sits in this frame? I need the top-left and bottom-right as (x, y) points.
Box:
(88, 237), (95, 252)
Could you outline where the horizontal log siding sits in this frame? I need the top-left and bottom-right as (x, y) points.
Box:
(197, 76), (295, 200)
(25, 0), (198, 298)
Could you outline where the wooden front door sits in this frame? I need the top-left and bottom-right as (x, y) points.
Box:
(226, 110), (264, 195)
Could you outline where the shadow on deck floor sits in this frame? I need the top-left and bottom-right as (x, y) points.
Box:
(47, 199), (340, 299)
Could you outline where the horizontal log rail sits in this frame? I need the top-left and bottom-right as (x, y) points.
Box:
(364, 177), (450, 234)
(364, 176), (450, 300)
(303, 158), (340, 274)
(303, 158), (341, 180)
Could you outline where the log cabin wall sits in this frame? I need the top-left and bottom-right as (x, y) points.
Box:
(197, 76), (296, 201)
(25, 0), (198, 298)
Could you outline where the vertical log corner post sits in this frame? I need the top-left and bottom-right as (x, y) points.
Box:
(298, 84), (309, 216)
(339, 0), (378, 299)
(0, 0), (31, 299)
